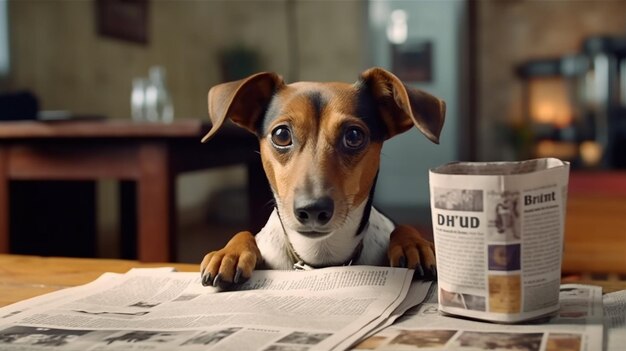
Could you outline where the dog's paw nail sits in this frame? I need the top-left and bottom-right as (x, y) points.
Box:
(212, 273), (222, 287)
(234, 268), (242, 284)
(415, 264), (425, 277)
(399, 256), (407, 268)
(430, 265), (437, 278)
(201, 272), (212, 287)
(202, 275), (212, 287)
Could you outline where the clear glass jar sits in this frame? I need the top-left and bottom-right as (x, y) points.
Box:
(145, 66), (174, 123)
(131, 77), (148, 121)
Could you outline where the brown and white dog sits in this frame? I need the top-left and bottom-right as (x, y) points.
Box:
(200, 67), (445, 288)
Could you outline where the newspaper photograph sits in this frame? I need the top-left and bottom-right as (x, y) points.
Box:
(0, 266), (432, 351)
(353, 283), (603, 351)
(429, 158), (570, 323)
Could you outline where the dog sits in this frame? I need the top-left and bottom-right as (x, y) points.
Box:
(200, 67), (445, 288)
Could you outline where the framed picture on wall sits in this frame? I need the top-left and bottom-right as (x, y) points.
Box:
(96, 0), (149, 44)
(391, 40), (433, 83)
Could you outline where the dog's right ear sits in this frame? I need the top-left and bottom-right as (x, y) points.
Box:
(358, 67), (445, 144)
(202, 72), (284, 143)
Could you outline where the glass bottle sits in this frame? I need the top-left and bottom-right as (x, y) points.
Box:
(145, 66), (174, 123)
(131, 77), (148, 121)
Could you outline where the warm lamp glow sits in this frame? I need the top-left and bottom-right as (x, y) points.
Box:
(534, 102), (558, 124)
(580, 141), (603, 167)
(529, 78), (573, 128)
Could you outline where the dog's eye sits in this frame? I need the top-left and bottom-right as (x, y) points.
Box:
(271, 126), (292, 148)
(343, 127), (366, 149)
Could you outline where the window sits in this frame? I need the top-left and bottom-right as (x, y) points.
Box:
(0, 0), (9, 77)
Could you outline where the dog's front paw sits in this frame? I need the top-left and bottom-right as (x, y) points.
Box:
(200, 231), (262, 289)
(388, 225), (436, 279)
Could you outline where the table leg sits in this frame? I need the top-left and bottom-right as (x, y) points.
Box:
(119, 180), (137, 260)
(0, 148), (8, 253)
(137, 143), (175, 262)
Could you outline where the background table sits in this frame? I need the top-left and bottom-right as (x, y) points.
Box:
(0, 119), (272, 262)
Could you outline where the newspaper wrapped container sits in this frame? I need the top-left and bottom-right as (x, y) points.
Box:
(429, 158), (570, 323)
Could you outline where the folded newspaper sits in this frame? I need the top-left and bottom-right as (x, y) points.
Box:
(429, 158), (570, 323)
(353, 283), (604, 351)
(0, 266), (431, 351)
(0, 265), (617, 351)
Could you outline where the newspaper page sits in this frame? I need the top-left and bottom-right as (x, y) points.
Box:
(353, 283), (603, 351)
(333, 280), (434, 351)
(429, 158), (570, 322)
(0, 266), (426, 351)
(603, 289), (626, 351)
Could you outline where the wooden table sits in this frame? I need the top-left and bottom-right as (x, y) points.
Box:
(0, 254), (624, 309)
(0, 254), (198, 307)
(0, 119), (271, 262)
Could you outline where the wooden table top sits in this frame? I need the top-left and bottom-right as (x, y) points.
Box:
(0, 254), (624, 309)
(0, 254), (198, 307)
(0, 119), (217, 139)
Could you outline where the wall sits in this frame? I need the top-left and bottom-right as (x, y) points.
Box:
(476, 0), (626, 161)
(8, 0), (367, 117)
(368, 0), (465, 208)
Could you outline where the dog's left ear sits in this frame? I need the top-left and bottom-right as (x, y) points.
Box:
(358, 67), (446, 143)
(202, 72), (284, 143)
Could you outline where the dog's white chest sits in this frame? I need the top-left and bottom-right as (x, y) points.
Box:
(255, 207), (394, 270)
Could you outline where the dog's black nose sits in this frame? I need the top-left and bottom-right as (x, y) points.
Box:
(294, 196), (334, 226)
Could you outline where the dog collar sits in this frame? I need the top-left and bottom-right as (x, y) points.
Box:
(356, 171), (378, 236)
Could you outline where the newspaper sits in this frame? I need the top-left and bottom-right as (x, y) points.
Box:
(603, 289), (626, 351)
(429, 158), (570, 322)
(353, 283), (604, 351)
(0, 266), (432, 351)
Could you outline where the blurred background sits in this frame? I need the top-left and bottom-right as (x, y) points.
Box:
(1, 0), (625, 275)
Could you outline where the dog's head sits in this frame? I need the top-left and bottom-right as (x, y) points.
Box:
(203, 68), (445, 259)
